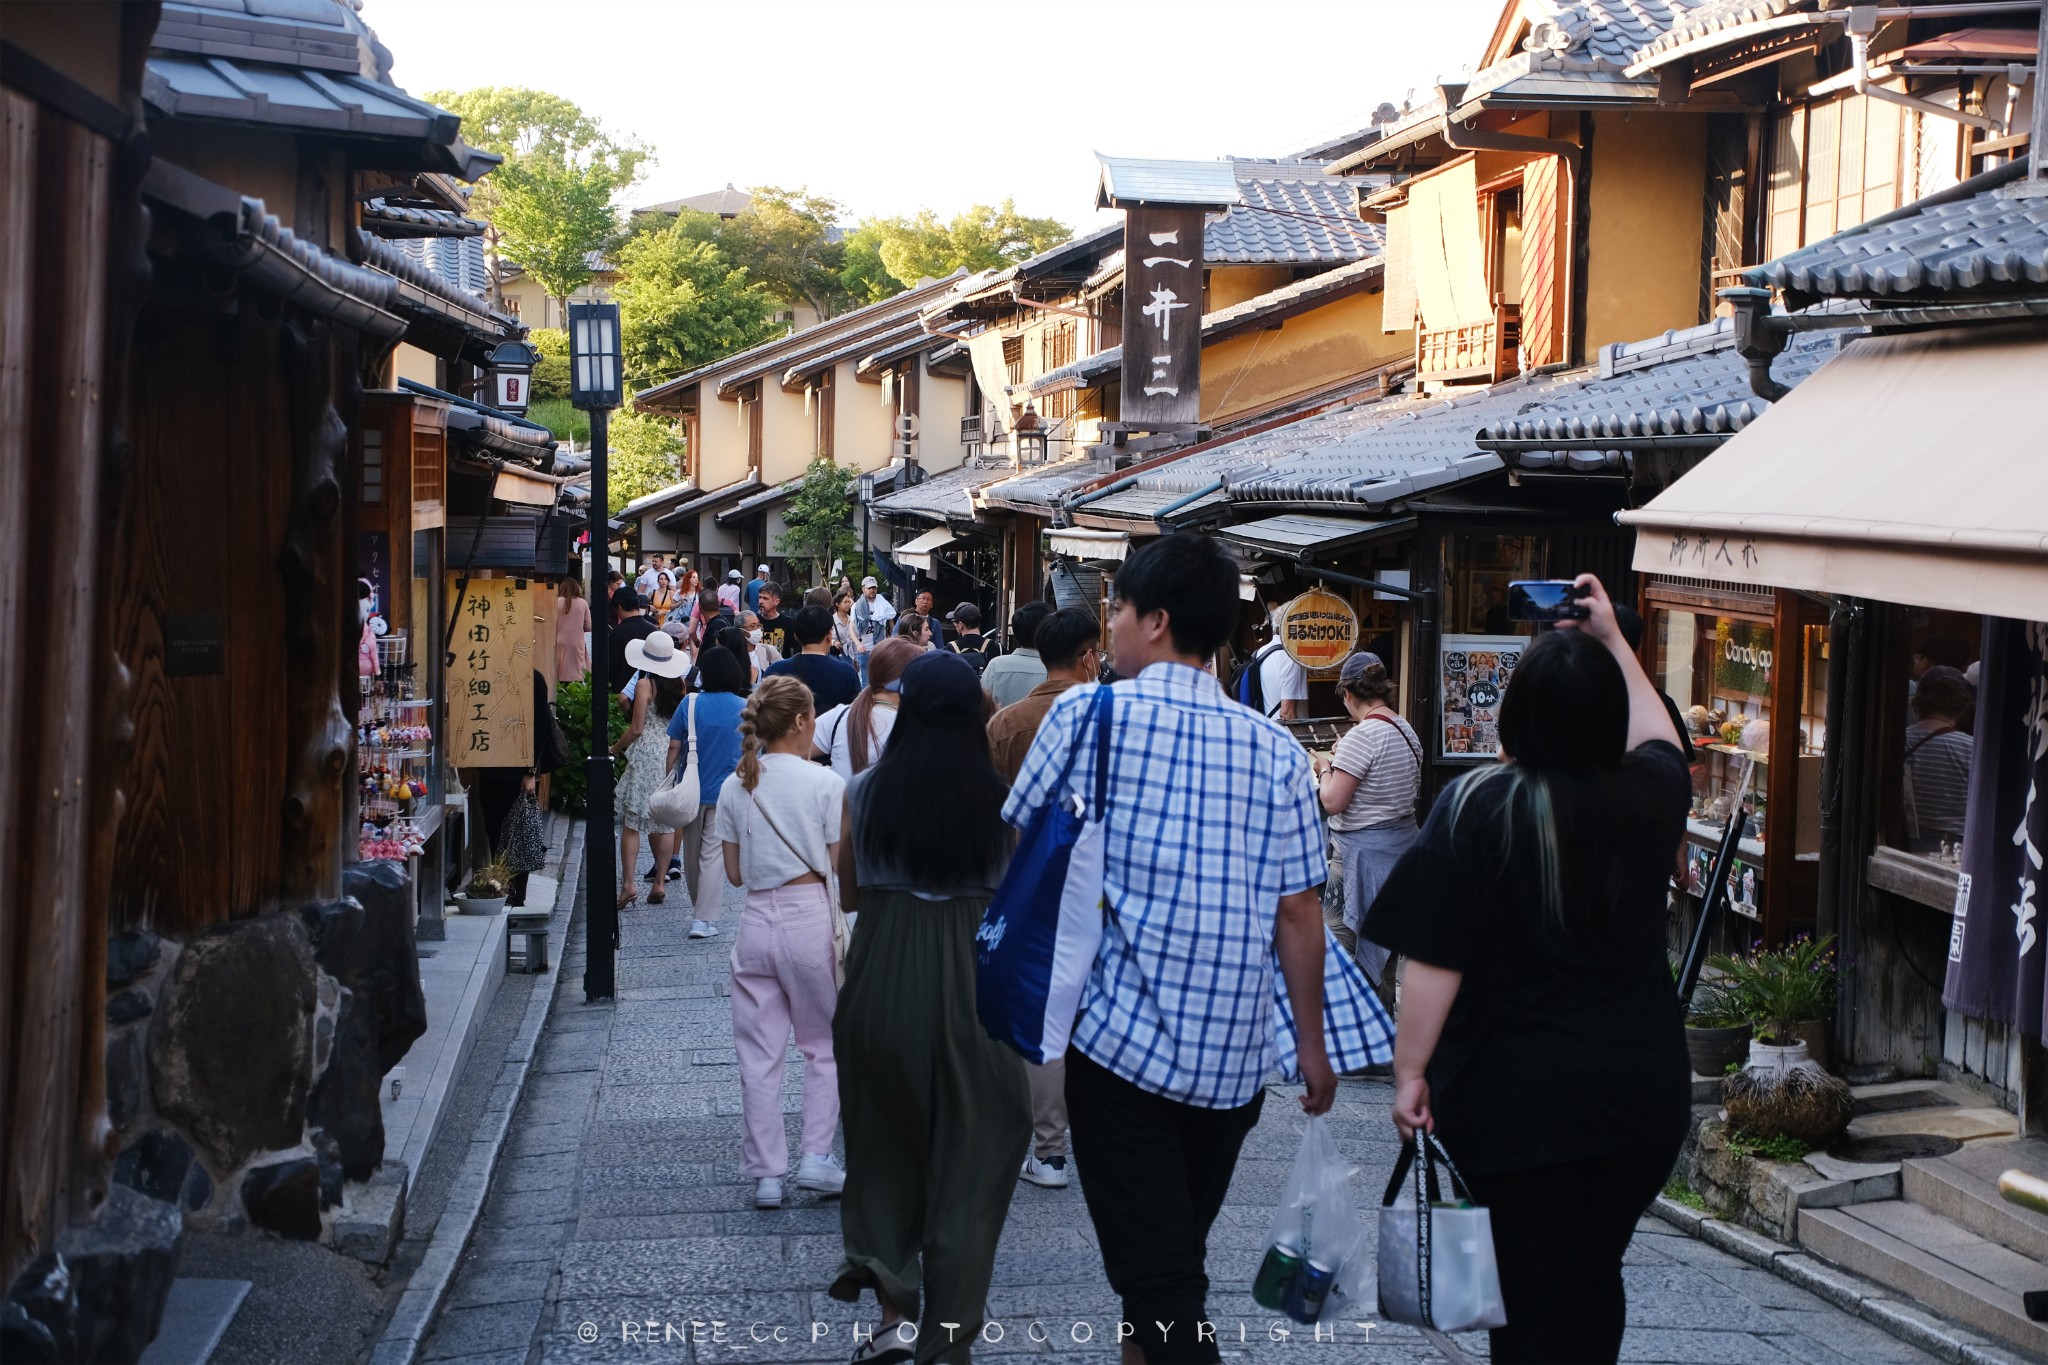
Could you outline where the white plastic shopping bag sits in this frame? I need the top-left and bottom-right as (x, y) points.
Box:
(1251, 1115), (1364, 1324)
(1376, 1131), (1507, 1333)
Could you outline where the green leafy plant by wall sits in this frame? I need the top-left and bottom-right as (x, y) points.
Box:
(550, 678), (625, 815)
(1707, 935), (1837, 1044)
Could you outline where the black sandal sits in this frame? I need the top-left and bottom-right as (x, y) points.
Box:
(850, 1326), (915, 1365)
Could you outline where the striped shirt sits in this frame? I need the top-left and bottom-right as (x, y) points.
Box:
(1327, 713), (1423, 831)
(1004, 662), (1393, 1108)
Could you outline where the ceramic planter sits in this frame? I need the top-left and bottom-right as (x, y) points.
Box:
(455, 893), (507, 915)
(1684, 1022), (1753, 1077)
(1724, 1036), (1854, 1144)
(1789, 1018), (1829, 1070)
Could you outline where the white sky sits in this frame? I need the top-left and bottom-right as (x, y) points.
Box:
(361, 0), (1503, 228)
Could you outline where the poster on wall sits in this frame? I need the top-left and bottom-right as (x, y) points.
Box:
(1440, 634), (1525, 758)
(447, 577), (535, 767)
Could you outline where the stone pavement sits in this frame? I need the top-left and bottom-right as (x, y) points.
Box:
(418, 856), (1947, 1365)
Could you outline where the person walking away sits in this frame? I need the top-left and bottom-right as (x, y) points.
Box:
(608, 586), (657, 717)
(814, 636), (917, 782)
(944, 604), (992, 673)
(766, 605), (862, 715)
(1362, 573), (1690, 1365)
(1311, 651), (1421, 998)
(670, 647), (750, 939)
(985, 607), (1100, 1190)
(851, 576), (896, 680)
(719, 568), (744, 616)
(1257, 597), (1307, 721)
(981, 601), (1052, 708)
(555, 577), (591, 684)
(710, 626), (756, 696)
(830, 651), (1025, 1364)
(612, 633), (689, 907)
(1004, 533), (1384, 1364)
(1902, 667), (1974, 853)
(718, 675), (848, 1210)
(745, 563), (773, 616)
(830, 588), (861, 659)
(696, 587), (736, 651)
(755, 582), (792, 657)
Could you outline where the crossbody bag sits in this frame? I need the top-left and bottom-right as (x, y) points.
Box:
(746, 783), (850, 986)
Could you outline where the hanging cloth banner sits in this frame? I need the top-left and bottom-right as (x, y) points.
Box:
(1946, 618), (2048, 1039)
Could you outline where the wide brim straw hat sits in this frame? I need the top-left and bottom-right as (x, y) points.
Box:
(625, 631), (689, 678)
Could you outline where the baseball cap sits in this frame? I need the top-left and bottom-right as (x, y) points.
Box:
(899, 651), (983, 725)
(726, 569), (742, 581)
(861, 576), (878, 589)
(757, 564), (769, 574)
(1338, 651), (1385, 686)
(946, 603), (981, 626)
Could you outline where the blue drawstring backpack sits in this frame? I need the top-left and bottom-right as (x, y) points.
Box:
(975, 687), (1113, 1064)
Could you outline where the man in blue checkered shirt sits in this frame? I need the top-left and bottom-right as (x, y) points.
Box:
(1004, 532), (1390, 1364)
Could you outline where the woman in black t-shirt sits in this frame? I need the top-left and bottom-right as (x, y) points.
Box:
(1362, 575), (1690, 1365)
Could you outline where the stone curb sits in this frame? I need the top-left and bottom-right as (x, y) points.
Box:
(366, 818), (586, 1365)
(1647, 1197), (2034, 1365)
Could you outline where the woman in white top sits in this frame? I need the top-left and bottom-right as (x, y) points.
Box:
(812, 636), (917, 782)
(1311, 651), (1423, 992)
(830, 588), (860, 659)
(718, 674), (850, 1211)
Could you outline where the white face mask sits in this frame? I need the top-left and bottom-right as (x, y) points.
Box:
(748, 629), (764, 644)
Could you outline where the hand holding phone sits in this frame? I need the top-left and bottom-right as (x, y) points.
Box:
(1506, 580), (1590, 622)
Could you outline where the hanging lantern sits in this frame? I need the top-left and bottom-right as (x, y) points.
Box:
(487, 337), (541, 416)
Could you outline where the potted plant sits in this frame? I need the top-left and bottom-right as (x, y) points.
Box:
(1683, 976), (1753, 1077)
(456, 854), (513, 915)
(1710, 936), (1852, 1144)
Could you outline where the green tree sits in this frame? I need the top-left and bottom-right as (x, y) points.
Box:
(867, 200), (1071, 287)
(719, 186), (850, 319)
(836, 220), (901, 307)
(775, 457), (862, 583)
(429, 87), (649, 312)
(606, 405), (687, 512)
(527, 327), (570, 399)
(611, 225), (781, 390)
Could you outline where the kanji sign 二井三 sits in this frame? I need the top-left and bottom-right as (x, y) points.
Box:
(1279, 588), (1357, 672)
(448, 577), (534, 766)
(1118, 204), (1207, 429)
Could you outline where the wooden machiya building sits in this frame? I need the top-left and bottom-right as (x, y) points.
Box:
(3, 2), (532, 1353)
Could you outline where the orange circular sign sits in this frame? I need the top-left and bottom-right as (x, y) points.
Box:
(1279, 588), (1357, 672)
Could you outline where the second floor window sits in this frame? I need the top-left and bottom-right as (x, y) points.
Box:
(1766, 93), (1904, 258)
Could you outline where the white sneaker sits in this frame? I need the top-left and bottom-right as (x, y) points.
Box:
(688, 920), (719, 939)
(792, 1152), (846, 1196)
(1020, 1153), (1070, 1188)
(753, 1176), (783, 1209)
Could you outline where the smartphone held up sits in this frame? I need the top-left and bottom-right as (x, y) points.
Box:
(1507, 580), (1591, 623)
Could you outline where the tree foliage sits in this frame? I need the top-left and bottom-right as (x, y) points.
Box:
(611, 226), (781, 391)
(718, 187), (849, 321)
(775, 457), (863, 583)
(867, 200), (1071, 288)
(606, 406), (687, 513)
(527, 327), (571, 400)
(430, 86), (648, 306)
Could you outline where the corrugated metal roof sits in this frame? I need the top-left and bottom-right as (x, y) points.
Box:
(1031, 256), (1385, 396)
(1743, 159), (2048, 301)
(1096, 155), (1243, 209)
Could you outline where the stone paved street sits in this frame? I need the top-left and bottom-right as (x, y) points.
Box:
(418, 862), (1946, 1365)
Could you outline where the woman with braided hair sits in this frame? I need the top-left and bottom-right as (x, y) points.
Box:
(718, 674), (850, 1210)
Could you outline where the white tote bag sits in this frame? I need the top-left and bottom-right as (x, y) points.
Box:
(648, 696), (701, 829)
(1376, 1132), (1507, 1333)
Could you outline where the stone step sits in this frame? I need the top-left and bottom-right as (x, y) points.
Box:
(1903, 1136), (2048, 1264)
(1798, 1200), (2048, 1359)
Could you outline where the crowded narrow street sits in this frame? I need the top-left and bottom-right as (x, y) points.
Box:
(405, 862), (1948, 1365)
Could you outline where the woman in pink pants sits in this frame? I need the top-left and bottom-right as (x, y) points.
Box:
(718, 674), (851, 1209)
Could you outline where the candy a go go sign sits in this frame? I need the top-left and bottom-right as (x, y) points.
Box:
(1279, 588), (1357, 671)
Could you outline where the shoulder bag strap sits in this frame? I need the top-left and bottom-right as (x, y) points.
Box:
(749, 782), (829, 882)
(1092, 686), (1114, 819)
(1362, 712), (1423, 766)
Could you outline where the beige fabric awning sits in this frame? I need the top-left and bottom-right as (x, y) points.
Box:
(1048, 527), (1131, 562)
(892, 526), (959, 572)
(1621, 326), (2048, 619)
(1405, 159), (1489, 329)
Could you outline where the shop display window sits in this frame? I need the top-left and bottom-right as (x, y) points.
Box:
(1656, 610), (1776, 825)
(1886, 606), (1982, 861)
(1442, 532), (1541, 636)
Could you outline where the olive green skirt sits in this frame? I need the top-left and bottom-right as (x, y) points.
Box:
(829, 889), (1030, 1363)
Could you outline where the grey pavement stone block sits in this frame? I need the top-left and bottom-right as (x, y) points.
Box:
(1760, 1309), (1949, 1364)
(506, 1121), (588, 1158)
(1958, 1341), (2037, 1365)
(1858, 1297), (1972, 1363)
(987, 1250), (1123, 1288)
(495, 1152), (583, 1193)
(575, 1212), (727, 1242)
(595, 1085), (719, 1121)
(580, 1160), (718, 1191)
(446, 1258), (554, 1309)
(533, 1029), (611, 1074)
(481, 1182), (578, 1229)
(1701, 1219), (1789, 1269)
(1652, 1193), (1709, 1235)
(420, 1300), (546, 1360)
(1614, 1325), (1805, 1362)
(557, 1236), (795, 1297)
(579, 1183), (761, 1217)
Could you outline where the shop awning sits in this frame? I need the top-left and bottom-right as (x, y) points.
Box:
(1048, 528), (1131, 563)
(492, 466), (560, 508)
(1218, 514), (1414, 559)
(1620, 327), (2048, 619)
(892, 526), (959, 572)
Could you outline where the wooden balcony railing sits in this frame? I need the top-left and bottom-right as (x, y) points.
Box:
(1417, 303), (1522, 384)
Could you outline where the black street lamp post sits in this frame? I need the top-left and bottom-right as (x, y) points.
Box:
(569, 302), (624, 1002)
(857, 472), (875, 586)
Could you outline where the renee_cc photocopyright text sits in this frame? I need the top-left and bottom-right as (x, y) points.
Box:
(577, 1316), (1387, 1349)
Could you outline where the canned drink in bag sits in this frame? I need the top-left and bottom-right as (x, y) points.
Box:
(1287, 1256), (1337, 1323)
(1252, 1241), (1302, 1311)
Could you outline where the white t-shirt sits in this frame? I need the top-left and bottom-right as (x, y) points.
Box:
(813, 702), (898, 782)
(635, 567), (659, 600)
(716, 754), (844, 891)
(717, 582), (742, 613)
(1258, 641), (1307, 717)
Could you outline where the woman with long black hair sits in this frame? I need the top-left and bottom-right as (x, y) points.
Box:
(1362, 575), (1690, 1365)
(828, 651), (1026, 1365)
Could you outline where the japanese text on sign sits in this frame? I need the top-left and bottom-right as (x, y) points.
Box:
(1278, 589), (1358, 672)
(1119, 206), (1207, 428)
(448, 576), (533, 767)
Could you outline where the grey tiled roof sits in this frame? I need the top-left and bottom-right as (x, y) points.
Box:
(364, 199), (486, 237)
(1461, 0), (1713, 106)
(1744, 159), (2048, 300)
(1627, 0), (1815, 68)
(392, 234), (491, 302)
(869, 461), (1016, 524)
(359, 231), (517, 335)
(1208, 173), (1378, 264)
(1031, 255), (1385, 396)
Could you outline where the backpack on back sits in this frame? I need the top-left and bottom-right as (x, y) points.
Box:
(1231, 640), (1284, 714)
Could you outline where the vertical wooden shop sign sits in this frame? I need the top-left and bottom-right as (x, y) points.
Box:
(448, 577), (534, 766)
(1119, 204), (1208, 430)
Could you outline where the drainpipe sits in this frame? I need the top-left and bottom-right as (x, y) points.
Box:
(1150, 479), (1226, 524)
(1722, 286), (1790, 401)
(1841, 6), (2006, 134)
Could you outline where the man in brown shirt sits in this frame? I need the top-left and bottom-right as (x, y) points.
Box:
(988, 607), (1101, 784)
(988, 604), (1102, 1188)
